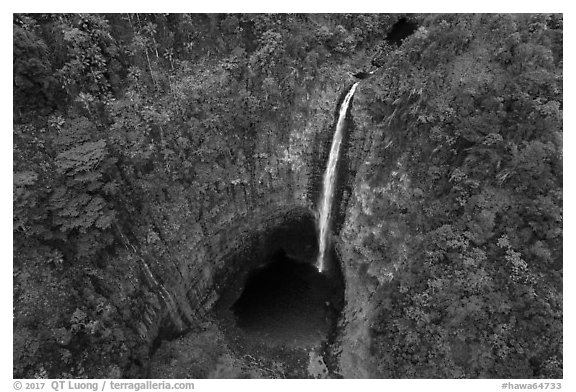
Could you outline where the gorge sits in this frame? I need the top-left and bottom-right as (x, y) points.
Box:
(13, 13), (563, 379)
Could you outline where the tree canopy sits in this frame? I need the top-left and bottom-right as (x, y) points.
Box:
(13, 13), (562, 379)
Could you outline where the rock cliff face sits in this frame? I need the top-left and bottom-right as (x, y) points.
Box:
(13, 13), (563, 379)
(123, 65), (411, 377)
(100, 42), (432, 380)
(130, 72), (381, 374)
(335, 86), (417, 377)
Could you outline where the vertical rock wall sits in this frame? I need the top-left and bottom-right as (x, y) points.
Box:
(132, 79), (352, 346)
(335, 86), (423, 377)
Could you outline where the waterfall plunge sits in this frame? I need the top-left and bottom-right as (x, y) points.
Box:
(316, 83), (359, 273)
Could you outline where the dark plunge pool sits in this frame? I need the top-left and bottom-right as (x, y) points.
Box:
(214, 209), (344, 351)
(231, 249), (340, 347)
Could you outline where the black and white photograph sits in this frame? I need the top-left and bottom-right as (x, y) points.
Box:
(12, 11), (563, 383)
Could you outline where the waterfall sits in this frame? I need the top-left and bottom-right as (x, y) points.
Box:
(316, 83), (359, 273)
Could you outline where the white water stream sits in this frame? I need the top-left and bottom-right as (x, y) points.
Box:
(316, 83), (359, 272)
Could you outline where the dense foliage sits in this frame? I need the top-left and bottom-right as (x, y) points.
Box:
(13, 13), (398, 378)
(13, 13), (562, 379)
(353, 14), (562, 378)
